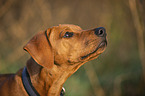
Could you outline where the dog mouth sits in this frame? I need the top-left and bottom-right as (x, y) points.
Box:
(81, 40), (107, 60)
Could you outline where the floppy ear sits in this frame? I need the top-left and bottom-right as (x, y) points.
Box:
(23, 28), (54, 69)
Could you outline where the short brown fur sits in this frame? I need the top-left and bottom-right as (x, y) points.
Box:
(0, 24), (107, 96)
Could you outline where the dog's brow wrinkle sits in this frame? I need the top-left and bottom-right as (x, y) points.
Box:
(67, 60), (71, 63)
(54, 61), (61, 66)
(49, 72), (52, 76)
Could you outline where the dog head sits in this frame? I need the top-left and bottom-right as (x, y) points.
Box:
(24, 24), (107, 69)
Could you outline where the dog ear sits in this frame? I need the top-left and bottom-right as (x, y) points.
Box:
(23, 28), (54, 69)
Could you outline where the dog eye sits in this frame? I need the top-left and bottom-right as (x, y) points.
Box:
(63, 32), (74, 38)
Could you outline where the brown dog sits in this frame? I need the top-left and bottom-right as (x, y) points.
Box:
(0, 24), (107, 96)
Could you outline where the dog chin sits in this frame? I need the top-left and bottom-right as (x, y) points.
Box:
(80, 41), (107, 60)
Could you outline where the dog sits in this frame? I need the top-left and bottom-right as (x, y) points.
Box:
(0, 24), (107, 96)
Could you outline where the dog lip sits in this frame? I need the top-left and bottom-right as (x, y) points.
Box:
(81, 40), (107, 60)
(98, 40), (107, 48)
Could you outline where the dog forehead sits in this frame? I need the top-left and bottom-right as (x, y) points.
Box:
(58, 24), (82, 31)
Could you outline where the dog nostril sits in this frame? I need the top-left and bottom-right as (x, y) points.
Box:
(98, 29), (104, 35)
(95, 27), (106, 37)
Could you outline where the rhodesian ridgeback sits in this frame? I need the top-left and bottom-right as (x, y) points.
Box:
(0, 24), (107, 96)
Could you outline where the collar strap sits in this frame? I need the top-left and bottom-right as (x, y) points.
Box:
(22, 67), (40, 96)
(22, 67), (65, 96)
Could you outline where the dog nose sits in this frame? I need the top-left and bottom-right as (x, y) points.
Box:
(94, 27), (106, 37)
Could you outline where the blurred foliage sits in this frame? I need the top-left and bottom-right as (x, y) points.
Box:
(0, 0), (145, 96)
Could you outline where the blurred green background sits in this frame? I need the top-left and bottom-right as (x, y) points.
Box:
(0, 0), (145, 96)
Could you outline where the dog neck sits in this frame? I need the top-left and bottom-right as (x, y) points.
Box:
(26, 57), (73, 96)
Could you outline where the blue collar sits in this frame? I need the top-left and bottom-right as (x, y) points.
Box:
(22, 67), (65, 96)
